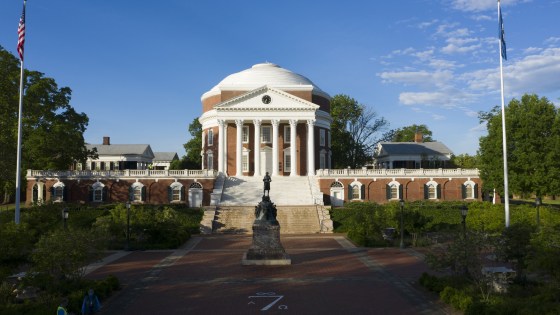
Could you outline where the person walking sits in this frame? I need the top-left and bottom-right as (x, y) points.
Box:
(81, 289), (101, 315)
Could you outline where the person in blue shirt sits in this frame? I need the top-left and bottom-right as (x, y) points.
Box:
(81, 289), (101, 315)
(57, 298), (69, 315)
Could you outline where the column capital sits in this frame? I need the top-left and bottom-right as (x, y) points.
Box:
(271, 119), (280, 127)
(235, 119), (244, 126)
(217, 119), (226, 127)
(253, 119), (262, 126)
(289, 119), (298, 126)
(307, 119), (316, 126)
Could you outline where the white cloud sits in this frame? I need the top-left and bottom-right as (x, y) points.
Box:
(469, 123), (487, 132)
(523, 47), (543, 54)
(432, 114), (446, 120)
(442, 37), (482, 54)
(463, 48), (560, 95)
(399, 92), (447, 105)
(450, 0), (533, 12)
(378, 70), (453, 88)
(418, 19), (439, 29)
(545, 37), (560, 45)
(471, 14), (492, 21)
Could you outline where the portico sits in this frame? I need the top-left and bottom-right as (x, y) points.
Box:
(199, 63), (332, 177)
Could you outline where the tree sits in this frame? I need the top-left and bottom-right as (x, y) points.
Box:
(450, 153), (479, 169)
(391, 124), (434, 142)
(478, 94), (560, 198)
(0, 47), (95, 203)
(171, 118), (202, 170)
(330, 94), (389, 168)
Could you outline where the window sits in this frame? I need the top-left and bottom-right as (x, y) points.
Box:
(133, 186), (142, 201)
(328, 131), (331, 147)
(428, 185), (436, 199)
(207, 151), (213, 170)
(465, 184), (474, 199)
(130, 183), (145, 202)
(91, 182), (105, 202)
(284, 126), (291, 143)
(261, 126), (271, 143)
(242, 153), (249, 172)
(169, 182), (183, 202)
(352, 185), (360, 199)
(208, 129), (213, 146)
(390, 185), (398, 199)
(242, 126), (249, 143)
(90, 162), (96, 171)
(319, 152), (326, 169)
(462, 181), (478, 199)
(284, 152), (291, 172)
(387, 181), (401, 200)
(52, 183), (65, 202)
(320, 129), (326, 146)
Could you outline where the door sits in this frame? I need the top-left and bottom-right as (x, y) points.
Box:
(260, 147), (273, 175)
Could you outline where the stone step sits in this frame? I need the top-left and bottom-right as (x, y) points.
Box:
(220, 176), (314, 206)
(213, 206), (321, 234)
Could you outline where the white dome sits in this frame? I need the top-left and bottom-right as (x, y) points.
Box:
(202, 63), (329, 100)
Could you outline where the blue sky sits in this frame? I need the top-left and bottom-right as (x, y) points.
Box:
(1, 0), (559, 157)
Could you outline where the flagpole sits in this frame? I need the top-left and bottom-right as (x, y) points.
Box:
(498, 0), (510, 228)
(15, 0), (27, 225)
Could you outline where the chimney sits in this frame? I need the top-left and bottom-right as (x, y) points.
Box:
(103, 136), (110, 145)
(414, 132), (423, 143)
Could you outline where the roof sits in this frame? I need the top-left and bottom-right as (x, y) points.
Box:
(202, 63), (330, 100)
(86, 144), (154, 158)
(153, 152), (178, 162)
(376, 142), (453, 158)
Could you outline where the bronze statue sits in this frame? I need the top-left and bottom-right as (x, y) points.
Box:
(263, 172), (271, 196)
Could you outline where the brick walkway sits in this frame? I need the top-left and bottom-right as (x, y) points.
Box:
(87, 235), (452, 315)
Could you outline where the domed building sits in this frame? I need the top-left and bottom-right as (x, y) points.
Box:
(199, 63), (332, 177)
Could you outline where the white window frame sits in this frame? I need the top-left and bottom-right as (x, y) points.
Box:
(284, 150), (291, 172)
(170, 182), (183, 202)
(131, 183), (144, 202)
(92, 182), (104, 202)
(388, 180), (401, 200)
(242, 126), (249, 143)
(207, 151), (214, 170)
(426, 180), (439, 200)
(52, 182), (65, 203)
(261, 126), (271, 143)
(284, 126), (291, 144)
(208, 129), (213, 146)
(350, 180), (363, 200)
(242, 151), (249, 172)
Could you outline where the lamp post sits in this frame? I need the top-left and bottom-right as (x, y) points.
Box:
(62, 208), (69, 229)
(399, 199), (405, 249)
(126, 201), (131, 251)
(535, 197), (541, 228)
(460, 205), (469, 238)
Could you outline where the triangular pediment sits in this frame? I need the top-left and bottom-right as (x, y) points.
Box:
(214, 86), (319, 112)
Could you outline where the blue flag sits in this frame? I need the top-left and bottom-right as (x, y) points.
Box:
(499, 6), (507, 60)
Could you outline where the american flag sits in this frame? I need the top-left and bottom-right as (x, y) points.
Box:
(17, 2), (26, 61)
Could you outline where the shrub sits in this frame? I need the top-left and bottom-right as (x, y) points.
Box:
(440, 286), (473, 311)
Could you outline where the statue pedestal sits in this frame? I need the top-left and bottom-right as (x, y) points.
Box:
(242, 222), (291, 266)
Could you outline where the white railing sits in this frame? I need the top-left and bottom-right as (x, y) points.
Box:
(315, 168), (479, 177)
(27, 169), (217, 179)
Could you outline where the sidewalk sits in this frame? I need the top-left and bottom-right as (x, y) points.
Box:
(87, 234), (451, 315)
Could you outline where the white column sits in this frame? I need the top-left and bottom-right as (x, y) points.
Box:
(217, 120), (225, 173)
(271, 120), (279, 176)
(289, 119), (298, 176)
(307, 119), (315, 175)
(201, 131), (205, 170)
(253, 119), (262, 177)
(235, 119), (244, 177)
(224, 125), (228, 175)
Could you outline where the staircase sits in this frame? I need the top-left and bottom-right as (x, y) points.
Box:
(212, 205), (322, 234)
(207, 175), (328, 234)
